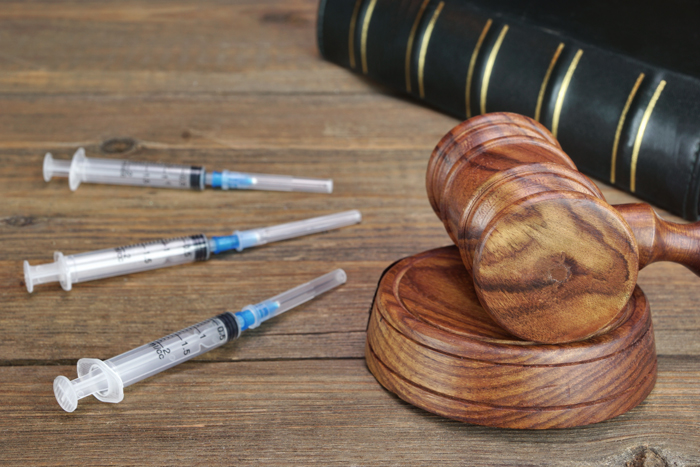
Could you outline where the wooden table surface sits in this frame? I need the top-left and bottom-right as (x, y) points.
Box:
(1, 1), (699, 465)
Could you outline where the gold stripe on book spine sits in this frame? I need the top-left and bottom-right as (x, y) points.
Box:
(465, 19), (492, 118)
(611, 73), (645, 184)
(480, 25), (509, 115)
(631, 80), (666, 192)
(552, 48), (583, 138)
(535, 43), (564, 122)
(405, 0), (431, 93)
(418, 2), (445, 98)
(348, 0), (363, 69)
(361, 0), (379, 74)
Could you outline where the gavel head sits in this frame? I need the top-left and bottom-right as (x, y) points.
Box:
(426, 113), (639, 344)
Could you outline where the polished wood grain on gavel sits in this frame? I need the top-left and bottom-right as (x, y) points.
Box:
(426, 112), (700, 344)
(365, 246), (656, 429)
(365, 112), (699, 429)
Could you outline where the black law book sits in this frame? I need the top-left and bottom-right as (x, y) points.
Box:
(317, 0), (700, 221)
(466, 0), (700, 81)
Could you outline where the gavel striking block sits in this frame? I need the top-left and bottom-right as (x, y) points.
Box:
(365, 112), (698, 428)
(426, 112), (700, 344)
(365, 246), (656, 429)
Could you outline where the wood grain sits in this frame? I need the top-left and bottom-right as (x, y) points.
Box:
(366, 246), (656, 429)
(0, 0), (699, 464)
(2, 358), (699, 466)
(428, 113), (700, 345)
(616, 202), (700, 276)
(427, 113), (639, 343)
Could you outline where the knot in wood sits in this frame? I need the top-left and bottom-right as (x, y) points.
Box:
(101, 137), (137, 154)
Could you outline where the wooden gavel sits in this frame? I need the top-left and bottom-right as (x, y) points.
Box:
(427, 112), (700, 344)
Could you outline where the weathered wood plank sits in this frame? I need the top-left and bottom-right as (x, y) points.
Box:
(1, 358), (699, 466)
(0, 147), (445, 254)
(0, 0), (377, 95)
(0, 259), (377, 360)
(0, 143), (452, 360)
(0, 69), (375, 95)
(3, 252), (700, 360)
(0, 0), (322, 73)
(0, 94), (457, 150)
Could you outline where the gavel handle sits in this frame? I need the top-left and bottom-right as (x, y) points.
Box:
(615, 203), (700, 276)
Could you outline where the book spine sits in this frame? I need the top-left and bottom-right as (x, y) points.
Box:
(318, 0), (700, 221)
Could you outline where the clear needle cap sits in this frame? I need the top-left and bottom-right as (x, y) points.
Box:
(233, 210), (361, 251)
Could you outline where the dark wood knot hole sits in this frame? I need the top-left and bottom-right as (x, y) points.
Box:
(101, 137), (137, 154)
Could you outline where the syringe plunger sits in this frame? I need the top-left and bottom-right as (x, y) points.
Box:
(43, 153), (71, 181)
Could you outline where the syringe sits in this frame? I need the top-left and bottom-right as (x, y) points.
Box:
(44, 148), (333, 193)
(24, 210), (360, 292)
(53, 269), (347, 412)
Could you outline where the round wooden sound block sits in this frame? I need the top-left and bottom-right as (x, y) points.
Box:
(365, 246), (657, 429)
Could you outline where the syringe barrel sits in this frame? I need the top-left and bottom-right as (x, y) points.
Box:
(106, 313), (236, 388)
(54, 312), (237, 412)
(44, 149), (205, 191)
(69, 235), (210, 284)
(25, 234), (210, 292)
(84, 158), (205, 190)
